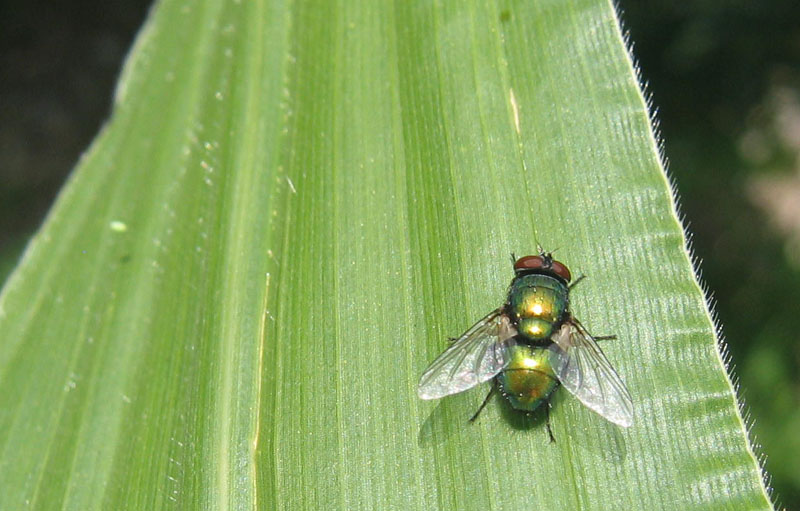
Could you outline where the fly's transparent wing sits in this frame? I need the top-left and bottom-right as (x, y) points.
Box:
(417, 309), (517, 400)
(550, 319), (634, 427)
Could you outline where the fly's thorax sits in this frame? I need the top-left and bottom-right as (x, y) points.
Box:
(497, 344), (559, 412)
(506, 274), (569, 341)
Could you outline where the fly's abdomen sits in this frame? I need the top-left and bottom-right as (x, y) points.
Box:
(497, 344), (559, 412)
(507, 274), (569, 341)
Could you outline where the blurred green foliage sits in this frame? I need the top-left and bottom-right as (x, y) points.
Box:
(0, 238), (24, 286)
(622, 1), (800, 507)
(0, 0), (151, 274)
(1, 0), (798, 506)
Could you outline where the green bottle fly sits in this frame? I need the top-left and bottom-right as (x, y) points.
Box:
(418, 252), (634, 441)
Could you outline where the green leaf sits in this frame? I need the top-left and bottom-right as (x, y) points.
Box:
(0, 0), (774, 509)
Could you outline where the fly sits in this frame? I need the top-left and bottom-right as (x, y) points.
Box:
(417, 252), (634, 440)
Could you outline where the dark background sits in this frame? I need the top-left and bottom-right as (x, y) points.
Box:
(1, 1), (798, 506)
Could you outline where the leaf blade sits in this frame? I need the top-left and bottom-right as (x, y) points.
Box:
(0, 0), (773, 510)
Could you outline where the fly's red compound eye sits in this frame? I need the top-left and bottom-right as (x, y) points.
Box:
(549, 260), (572, 282)
(513, 255), (546, 272)
(513, 254), (572, 282)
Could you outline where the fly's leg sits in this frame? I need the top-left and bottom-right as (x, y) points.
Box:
(509, 252), (517, 265)
(545, 400), (556, 443)
(569, 275), (586, 289)
(594, 335), (617, 341)
(469, 386), (496, 423)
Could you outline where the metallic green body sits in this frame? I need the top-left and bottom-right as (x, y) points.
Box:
(507, 274), (569, 342)
(499, 273), (569, 412)
(497, 344), (559, 411)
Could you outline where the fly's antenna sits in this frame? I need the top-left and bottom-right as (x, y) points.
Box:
(533, 228), (556, 256)
(533, 226), (544, 255)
